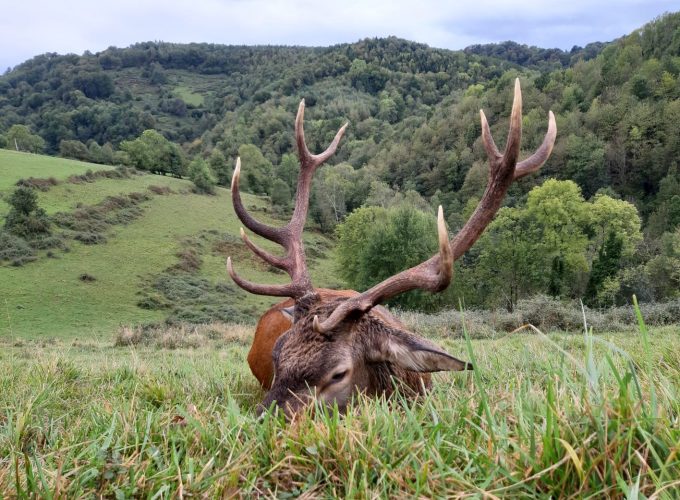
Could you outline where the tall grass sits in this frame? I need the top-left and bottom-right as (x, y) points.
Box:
(0, 310), (678, 496)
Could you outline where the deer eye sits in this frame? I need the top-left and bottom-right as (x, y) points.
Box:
(330, 370), (348, 383)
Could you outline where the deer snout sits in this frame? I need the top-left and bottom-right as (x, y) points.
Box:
(257, 387), (312, 420)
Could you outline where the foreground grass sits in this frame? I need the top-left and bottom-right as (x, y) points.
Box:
(1, 321), (678, 497)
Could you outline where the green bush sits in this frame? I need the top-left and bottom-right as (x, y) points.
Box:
(188, 158), (216, 194)
(0, 231), (35, 261)
(336, 205), (441, 310)
(4, 186), (51, 238)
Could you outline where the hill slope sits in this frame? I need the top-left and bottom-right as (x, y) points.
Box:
(0, 151), (338, 338)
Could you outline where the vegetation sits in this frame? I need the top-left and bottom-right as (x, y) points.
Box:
(336, 205), (440, 310)
(3, 12), (679, 312)
(0, 309), (678, 496)
(0, 13), (679, 498)
(187, 157), (216, 194)
(0, 152), (338, 338)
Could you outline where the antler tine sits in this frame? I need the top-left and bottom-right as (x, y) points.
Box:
(315, 206), (453, 333)
(514, 111), (557, 180)
(315, 78), (556, 332)
(290, 100), (348, 234)
(239, 228), (287, 270)
(227, 257), (298, 297)
(231, 157), (285, 244)
(480, 110), (501, 161)
(295, 99), (349, 170)
(503, 78), (523, 169)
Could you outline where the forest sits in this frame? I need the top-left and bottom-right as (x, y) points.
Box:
(1, 12), (679, 312)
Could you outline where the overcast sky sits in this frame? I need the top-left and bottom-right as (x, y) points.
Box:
(1, 0), (676, 71)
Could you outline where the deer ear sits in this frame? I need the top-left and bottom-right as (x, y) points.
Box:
(367, 328), (472, 372)
(279, 305), (295, 322)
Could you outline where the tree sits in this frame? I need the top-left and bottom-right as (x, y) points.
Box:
(474, 207), (538, 310)
(311, 164), (354, 231)
(524, 180), (590, 297)
(5, 125), (45, 153)
(59, 140), (90, 161)
(585, 231), (624, 306)
(644, 228), (680, 300)
(208, 149), (231, 186)
(188, 158), (216, 194)
(120, 130), (186, 176)
(4, 187), (51, 238)
(237, 144), (274, 194)
(335, 205), (440, 310)
(270, 178), (292, 210)
(335, 206), (388, 284)
(647, 166), (680, 237)
(277, 153), (299, 192)
(563, 133), (607, 198)
(588, 193), (642, 258)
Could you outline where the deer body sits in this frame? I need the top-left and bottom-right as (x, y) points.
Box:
(228, 79), (556, 417)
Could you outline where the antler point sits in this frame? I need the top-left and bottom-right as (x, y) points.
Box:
(231, 158), (241, 191)
(313, 315), (323, 333)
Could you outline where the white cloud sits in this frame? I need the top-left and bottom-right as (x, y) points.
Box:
(0, 0), (676, 70)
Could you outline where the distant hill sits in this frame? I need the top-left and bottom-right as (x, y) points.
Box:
(463, 40), (609, 70)
(1, 12), (679, 314)
(0, 13), (678, 215)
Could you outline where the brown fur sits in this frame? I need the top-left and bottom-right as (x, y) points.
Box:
(247, 289), (431, 391)
(256, 293), (452, 417)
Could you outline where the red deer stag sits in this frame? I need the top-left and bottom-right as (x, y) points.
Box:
(229, 79), (556, 416)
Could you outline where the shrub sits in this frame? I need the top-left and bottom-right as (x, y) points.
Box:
(10, 256), (37, 267)
(398, 295), (680, 338)
(188, 158), (216, 194)
(0, 231), (34, 261)
(148, 185), (174, 195)
(15, 177), (59, 192)
(171, 248), (203, 273)
(74, 232), (107, 245)
(4, 187), (51, 238)
(30, 234), (67, 250)
(114, 322), (252, 349)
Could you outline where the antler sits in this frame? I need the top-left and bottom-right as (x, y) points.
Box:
(314, 78), (556, 333)
(227, 100), (348, 298)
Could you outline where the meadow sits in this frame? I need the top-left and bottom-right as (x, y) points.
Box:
(0, 313), (678, 497)
(0, 151), (338, 338)
(0, 152), (679, 497)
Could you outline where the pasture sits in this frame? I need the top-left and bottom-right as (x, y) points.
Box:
(0, 316), (678, 497)
(0, 152), (338, 338)
(0, 153), (678, 497)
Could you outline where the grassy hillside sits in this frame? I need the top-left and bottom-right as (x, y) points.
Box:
(0, 150), (112, 190)
(0, 152), (339, 338)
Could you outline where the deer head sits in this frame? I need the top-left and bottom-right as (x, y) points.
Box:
(228, 79), (556, 417)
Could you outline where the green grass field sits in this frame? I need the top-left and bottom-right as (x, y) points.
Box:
(0, 152), (339, 338)
(173, 85), (205, 107)
(0, 320), (678, 497)
(0, 150), (111, 191)
(1, 152), (678, 497)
